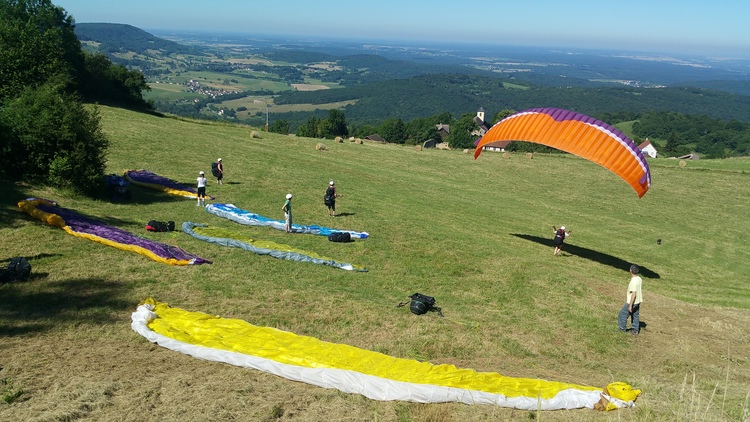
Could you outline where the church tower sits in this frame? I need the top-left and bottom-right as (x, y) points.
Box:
(477, 107), (486, 124)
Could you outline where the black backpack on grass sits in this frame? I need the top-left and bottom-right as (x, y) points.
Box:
(0, 257), (31, 284)
(397, 293), (444, 317)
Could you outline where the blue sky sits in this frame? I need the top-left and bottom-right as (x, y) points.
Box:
(55, 0), (749, 56)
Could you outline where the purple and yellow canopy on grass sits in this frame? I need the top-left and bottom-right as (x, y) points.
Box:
(475, 108), (652, 197)
(124, 169), (214, 200)
(18, 198), (210, 266)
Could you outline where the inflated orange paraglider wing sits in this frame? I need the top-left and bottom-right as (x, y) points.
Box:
(474, 108), (651, 197)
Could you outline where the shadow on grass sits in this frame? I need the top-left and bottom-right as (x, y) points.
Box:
(1, 253), (62, 264)
(334, 212), (356, 217)
(120, 185), (194, 206)
(0, 181), (33, 229)
(0, 277), (130, 336)
(511, 233), (660, 279)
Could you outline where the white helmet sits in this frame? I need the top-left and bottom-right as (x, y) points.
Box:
(329, 181), (334, 186)
(217, 158), (222, 161)
(286, 193), (292, 199)
(199, 171), (204, 175)
(561, 226), (566, 230)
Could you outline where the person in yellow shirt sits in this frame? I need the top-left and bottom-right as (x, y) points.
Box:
(618, 264), (643, 335)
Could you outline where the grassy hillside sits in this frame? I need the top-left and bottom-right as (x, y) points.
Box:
(1, 106), (749, 421)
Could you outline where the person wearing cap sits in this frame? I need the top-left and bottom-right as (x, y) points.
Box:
(196, 171), (207, 207)
(618, 264), (643, 335)
(216, 158), (224, 185)
(324, 180), (342, 217)
(282, 193), (293, 233)
(552, 225), (570, 256)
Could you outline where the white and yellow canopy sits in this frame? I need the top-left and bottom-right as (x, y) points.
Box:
(131, 299), (640, 411)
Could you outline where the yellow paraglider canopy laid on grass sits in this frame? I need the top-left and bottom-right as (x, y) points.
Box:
(131, 299), (640, 410)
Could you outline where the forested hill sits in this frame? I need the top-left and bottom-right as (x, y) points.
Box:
(74, 23), (200, 55)
(264, 51), (509, 85)
(274, 73), (750, 124)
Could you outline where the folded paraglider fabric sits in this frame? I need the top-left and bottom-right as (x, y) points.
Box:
(206, 203), (368, 239)
(131, 299), (640, 410)
(124, 169), (214, 200)
(182, 222), (366, 271)
(18, 198), (210, 266)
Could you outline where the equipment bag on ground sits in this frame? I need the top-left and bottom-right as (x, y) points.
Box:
(397, 293), (444, 317)
(146, 220), (176, 232)
(328, 232), (352, 242)
(0, 257), (31, 284)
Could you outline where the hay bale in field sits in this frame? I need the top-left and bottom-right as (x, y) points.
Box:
(349, 137), (356, 142)
(415, 145), (422, 151)
(503, 152), (510, 159)
(463, 149), (470, 154)
(436, 143), (451, 150)
(679, 160), (687, 167)
(251, 131), (261, 139)
(316, 143), (327, 151)
(525, 152), (533, 159)
(355, 139), (363, 144)
(335, 136), (343, 143)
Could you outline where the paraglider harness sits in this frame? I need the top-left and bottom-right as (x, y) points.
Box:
(105, 173), (131, 201)
(328, 232), (352, 242)
(324, 186), (336, 206)
(211, 162), (221, 178)
(0, 257), (31, 284)
(397, 293), (443, 317)
(146, 220), (175, 232)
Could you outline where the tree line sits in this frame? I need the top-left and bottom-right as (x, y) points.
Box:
(270, 105), (750, 158)
(0, 0), (151, 195)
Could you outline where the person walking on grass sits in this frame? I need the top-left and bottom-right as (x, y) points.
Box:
(552, 225), (570, 256)
(282, 193), (293, 233)
(324, 180), (342, 216)
(196, 171), (207, 207)
(618, 264), (643, 335)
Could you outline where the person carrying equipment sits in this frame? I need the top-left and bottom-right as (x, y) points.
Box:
(552, 225), (571, 256)
(324, 180), (342, 216)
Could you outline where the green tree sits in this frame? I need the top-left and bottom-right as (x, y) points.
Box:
(447, 113), (477, 149)
(0, 0), (84, 100)
(79, 52), (151, 108)
(492, 109), (516, 124)
(379, 118), (407, 144)
(351, 124), (378, 139)
(662, 131), (680, 156)
(405, 117), (441, 145)
(0, 81), (109, 194)
(269, 119), (290, 134)
(0, 0), (111, 195)
(327, 109), (349, 137)
(296, 116), (320, 138)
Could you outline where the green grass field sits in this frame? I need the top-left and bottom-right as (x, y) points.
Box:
(1, 106), (749, 421)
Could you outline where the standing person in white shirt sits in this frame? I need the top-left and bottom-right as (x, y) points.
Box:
(197, 171), (207, 206)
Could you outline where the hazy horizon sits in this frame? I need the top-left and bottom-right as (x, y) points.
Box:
(56, 0), (750, 58)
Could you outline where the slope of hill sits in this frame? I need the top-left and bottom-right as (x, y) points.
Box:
(1, 106), (749, 421)
(74, 23), (200, 56)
